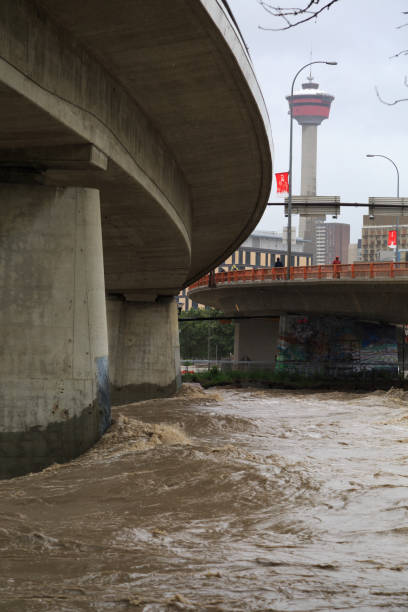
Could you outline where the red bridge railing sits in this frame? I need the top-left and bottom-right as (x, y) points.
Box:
(189, 262), (408, 290)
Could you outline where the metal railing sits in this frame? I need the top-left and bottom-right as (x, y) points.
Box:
(180, 359), (275, 373)
(180, 359), (401, 379)
(189, 262), (408, 289)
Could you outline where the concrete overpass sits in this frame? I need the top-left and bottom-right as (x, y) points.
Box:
(0, 0), (272, 477)
(189, 264), (408, 369)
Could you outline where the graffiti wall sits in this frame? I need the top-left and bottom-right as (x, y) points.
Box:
(276, 315), (398, 377)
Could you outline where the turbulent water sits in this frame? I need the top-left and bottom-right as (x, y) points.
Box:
(1, 384), (408, 611)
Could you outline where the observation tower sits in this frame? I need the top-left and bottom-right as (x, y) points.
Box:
(286, 76), (335, 242)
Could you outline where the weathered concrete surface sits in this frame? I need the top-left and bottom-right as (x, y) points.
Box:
(0, 1), (272, 476)
(107, 297), (181, 404)
(0, 0), (272, 298)
(190, 280), (408, 324)
(0, 185), (109, 478)
(234, 318), (280, 363)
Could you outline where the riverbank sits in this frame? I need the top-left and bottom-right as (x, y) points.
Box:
(182, 366), (406, 392)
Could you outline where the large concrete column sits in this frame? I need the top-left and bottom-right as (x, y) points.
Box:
(107, 296), (181, 404)
(0, 184), (110, 479)
(233, 318), (280, 364)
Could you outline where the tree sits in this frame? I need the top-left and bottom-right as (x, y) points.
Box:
(258, 0), (340, 31)
(375, 11), (408, 105)
(179, 308), (234, 360)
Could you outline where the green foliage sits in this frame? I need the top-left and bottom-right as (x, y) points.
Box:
(179, 308), (234, 360)
(181, 367), (403, 391)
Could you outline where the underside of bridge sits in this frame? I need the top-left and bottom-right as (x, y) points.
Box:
(190, 280), (407, 378)
(0, 0), (272, 477)
(190, 279), (408, 324)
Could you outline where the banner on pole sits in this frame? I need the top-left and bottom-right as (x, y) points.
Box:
(388, 230), (397, 248)
(275, 172), (289, 194)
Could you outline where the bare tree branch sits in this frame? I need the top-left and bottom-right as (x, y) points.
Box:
(389, 49), (408, 59)
(375, 78), (408, 106)
(258, 0), (340, 31)
(395, 10), (408, 28)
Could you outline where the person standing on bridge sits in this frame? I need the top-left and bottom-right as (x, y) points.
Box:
(274, 256), (284, 279)
(332, 255), (341, 278)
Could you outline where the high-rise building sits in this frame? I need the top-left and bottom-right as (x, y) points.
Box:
(348, 239), (362, 264)
(327, 222), (350, 264)
(286, 75), (336, 261)
(315, 222), (350, 265)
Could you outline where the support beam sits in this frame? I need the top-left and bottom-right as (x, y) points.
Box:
(107, 296), (181, 404)
(0, 184), (110, 478)
(0, 144), (108, 171)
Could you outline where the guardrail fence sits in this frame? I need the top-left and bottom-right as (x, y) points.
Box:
(190, 262), (408, 290)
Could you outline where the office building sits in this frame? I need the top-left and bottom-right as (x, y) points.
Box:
(315, 222), (350, 265)
(178, 229), (313, 310)
(361, 215), (408, 262)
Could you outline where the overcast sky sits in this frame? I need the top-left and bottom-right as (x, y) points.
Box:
(228, 0), (408, 242)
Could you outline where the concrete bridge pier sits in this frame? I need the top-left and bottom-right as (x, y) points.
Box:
(107, 296), (181, 404)
(233, 317), (280, 364)
(0, 183), (110, 479)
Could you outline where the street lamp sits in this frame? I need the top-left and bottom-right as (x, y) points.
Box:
(287, 60), (338, 280)
(366, 154), (400, 261)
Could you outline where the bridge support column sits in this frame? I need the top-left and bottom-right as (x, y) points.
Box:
(233, 317), (280, 365)
(0, 184), (110, 479)
(107, 296), (181, 404)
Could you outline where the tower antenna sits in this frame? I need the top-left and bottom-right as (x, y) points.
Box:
(308, 43), (313, 80)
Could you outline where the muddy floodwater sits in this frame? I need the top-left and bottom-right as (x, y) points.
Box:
(1, 385), (408, 611)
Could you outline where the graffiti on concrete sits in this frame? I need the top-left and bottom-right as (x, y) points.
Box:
(276, 315), (398, 377)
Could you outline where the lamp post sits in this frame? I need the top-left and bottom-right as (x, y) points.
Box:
(286, 60), (338, 280)
(366, 154), (400, 262)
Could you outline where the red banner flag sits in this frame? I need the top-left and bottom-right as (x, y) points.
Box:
(275, 172), (289, 194)
(388, 230), (397, 248)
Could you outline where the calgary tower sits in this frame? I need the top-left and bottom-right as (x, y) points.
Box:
(286, 75), (335, 242)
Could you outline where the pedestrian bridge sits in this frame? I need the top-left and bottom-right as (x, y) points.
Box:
(189, 262), (408, 324)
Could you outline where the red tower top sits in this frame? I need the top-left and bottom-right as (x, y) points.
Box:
(286, 77), (334, 126)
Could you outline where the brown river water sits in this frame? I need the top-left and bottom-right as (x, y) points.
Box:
(1, 384), (408, 611)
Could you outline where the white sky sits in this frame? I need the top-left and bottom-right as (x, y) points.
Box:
(228, 0), (408, 242)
